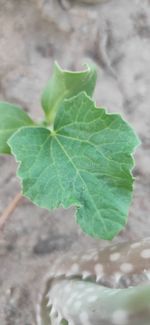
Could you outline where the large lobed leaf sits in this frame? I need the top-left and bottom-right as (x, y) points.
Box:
(0, 102), (33, 154)
(8, 92), (139, 239)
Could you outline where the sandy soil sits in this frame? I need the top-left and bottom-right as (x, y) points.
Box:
(0, 0), (150, 324)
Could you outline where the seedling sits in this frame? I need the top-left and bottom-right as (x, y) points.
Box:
(0, 62), (139, 239)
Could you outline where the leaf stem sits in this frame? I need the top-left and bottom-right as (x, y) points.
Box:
(0, 192), (23, 230)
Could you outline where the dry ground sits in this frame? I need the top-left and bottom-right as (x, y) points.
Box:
(0, 0), (150, 324)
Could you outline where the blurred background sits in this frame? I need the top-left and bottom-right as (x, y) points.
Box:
(0, 0), (150, 323)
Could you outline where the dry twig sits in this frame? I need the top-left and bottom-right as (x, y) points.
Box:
(0, 192), (23, 230)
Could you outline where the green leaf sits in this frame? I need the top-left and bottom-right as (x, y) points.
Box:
(41, 62), (97, 125)
(8, 92), (139, 239)
(0, 102), (34, 154)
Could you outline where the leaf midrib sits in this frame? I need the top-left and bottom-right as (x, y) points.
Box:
(55, 135), (107, 233)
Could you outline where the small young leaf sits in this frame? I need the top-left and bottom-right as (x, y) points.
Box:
(41, 62), (97, 125)
(0, 102), (33, 154)
(8, 93), (139, 239)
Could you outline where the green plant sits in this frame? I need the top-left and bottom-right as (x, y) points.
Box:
(0, 62), (139, 239)
(1, 63), (150, 325)
(37, 238), (150, 325)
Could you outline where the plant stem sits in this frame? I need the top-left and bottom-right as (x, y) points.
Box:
(0, 192), (22, 230)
